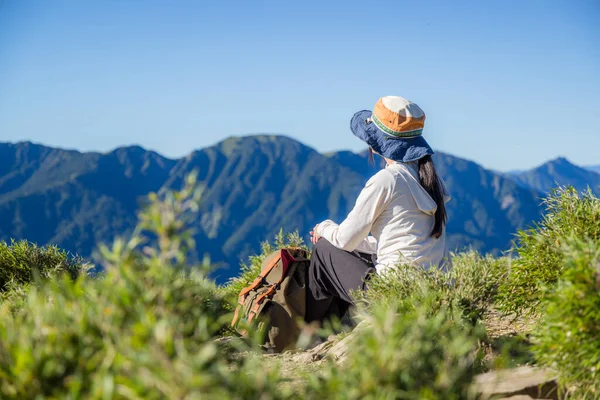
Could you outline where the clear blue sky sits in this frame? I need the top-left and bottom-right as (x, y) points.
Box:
(1, 0), (599, 171)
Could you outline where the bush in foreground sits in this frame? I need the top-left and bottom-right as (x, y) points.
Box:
(532, 239), (600, 399)
(356, 251), (508, 324)
(0, 174), (288, 399)
(498, 187), (600, 315)
(305, 299), (482, 400)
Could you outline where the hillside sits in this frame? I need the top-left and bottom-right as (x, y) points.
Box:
(161, 136), (367, 278)
(0, 136), (545, 281)
(0, 142), (175, 264)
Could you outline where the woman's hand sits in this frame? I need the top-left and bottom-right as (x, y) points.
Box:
(310, 224), (321, 245)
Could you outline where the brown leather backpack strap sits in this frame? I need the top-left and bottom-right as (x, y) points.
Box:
(236, 252), (282, 301)
(237, 276), (262, 299)
(231, 304), (243, 327)
(246, 284), (278, 325)
(245, 251), (293, 324)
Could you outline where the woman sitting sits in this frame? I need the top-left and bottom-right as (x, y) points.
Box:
(306, 95), (451, 324)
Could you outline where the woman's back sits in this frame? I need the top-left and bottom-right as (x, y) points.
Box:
(369, 161), (450, 273)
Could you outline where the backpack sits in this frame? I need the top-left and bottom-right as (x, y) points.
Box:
(231, 248), (310, 353)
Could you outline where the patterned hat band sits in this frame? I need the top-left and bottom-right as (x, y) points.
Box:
(369, 114), (424, 138)
(368, 96), (426, 139)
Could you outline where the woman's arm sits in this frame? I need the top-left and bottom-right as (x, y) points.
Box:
(316, 170), (394, 252)
(317, 220), (378, 253)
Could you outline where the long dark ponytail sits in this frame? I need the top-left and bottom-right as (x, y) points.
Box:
(418, 155), (447, 238)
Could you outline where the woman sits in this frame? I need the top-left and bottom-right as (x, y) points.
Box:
(305, 95), (451, 324)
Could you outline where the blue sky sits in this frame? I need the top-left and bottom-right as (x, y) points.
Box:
(1, 0), (599, 171)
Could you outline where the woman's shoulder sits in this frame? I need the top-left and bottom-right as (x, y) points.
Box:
(366, 167), (398, 191)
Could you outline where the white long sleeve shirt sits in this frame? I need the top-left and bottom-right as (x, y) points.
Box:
(316, 161), (451, 274)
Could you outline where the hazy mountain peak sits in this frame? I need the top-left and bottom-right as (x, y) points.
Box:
(549, 156), (570, 163)
(109, 144), (148, 155)
(212, 135), (317, 161)
(544, 156), (577, 168)
(512, 155), (600, 194)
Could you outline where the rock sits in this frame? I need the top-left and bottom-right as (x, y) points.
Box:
(292, 340), (334, 363)
(474, 366), (558, 400)
(323, 320), (369, 363)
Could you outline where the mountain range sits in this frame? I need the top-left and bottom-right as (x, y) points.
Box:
(1, 136), (598, 282)
(509, 157), (600, 195)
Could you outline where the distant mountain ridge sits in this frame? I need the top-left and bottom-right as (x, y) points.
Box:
(510, 157), (600, 195)
(585, 165), (600, 174)
(1, 135), (589, 282)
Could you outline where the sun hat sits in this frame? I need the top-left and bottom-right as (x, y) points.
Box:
(350, 96), (434, 163)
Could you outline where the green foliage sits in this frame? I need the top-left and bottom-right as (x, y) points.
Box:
(498, 187), (600, 314)
(0, 173), (289, 399)
(220, 229), (307, 305)
(449, 251), (509, 323)
(305, 299), (482, 400)
(0, 239), (87, 293)
(356, 251), (508, 324)
(532, 239), (600, 399)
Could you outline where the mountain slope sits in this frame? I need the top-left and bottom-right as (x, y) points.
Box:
(0, 142), (176, 259)
(163, 136), (366, 279)
(0, 136), (547, 282)
(511, 157), (600, 195)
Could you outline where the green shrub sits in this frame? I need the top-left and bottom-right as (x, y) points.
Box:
(356, 251), (508, 324)
(0, 239), (87, 293)
(532, 239), (600, 399)
(355, 263), (448, 314)
(498, 187), (600, 315)
(305, 298), (483, 400)
(0, 173), (290, 399)
(449, 251), (509, 323)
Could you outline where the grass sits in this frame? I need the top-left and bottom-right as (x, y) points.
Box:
(0, 240), (88, 316)
(0, 173), (289, 399)
(532, 239), (600, 399)
(0, 239), (86, 293)
(305, 300), (483, 400)
(354, 250), (508, 325)
(497, 187), (600, 315)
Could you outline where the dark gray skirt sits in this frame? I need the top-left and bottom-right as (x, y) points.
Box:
(305, 238), (376, 324)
